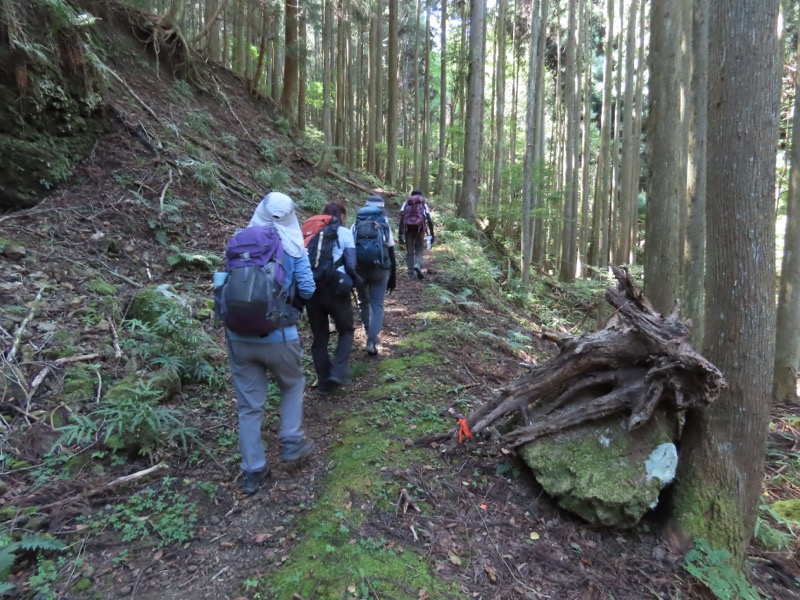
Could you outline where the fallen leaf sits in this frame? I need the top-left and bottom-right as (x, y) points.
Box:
(485, 565), (497, 583)
(153, 550), (163, 561)
(479, 504), (487, 510)
(418, 589), (430, 599)
(529, 532), (540, 540)
(448, 551), (462, 566)
(253, 533), (269, 544)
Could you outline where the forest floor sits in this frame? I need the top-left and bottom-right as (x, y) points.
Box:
(2, 4), (800, 599)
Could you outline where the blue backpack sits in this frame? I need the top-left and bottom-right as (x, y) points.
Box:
(219, 225), (296, 336)
(353, 206), (391, 269)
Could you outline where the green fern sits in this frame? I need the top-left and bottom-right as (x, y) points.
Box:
(684, 538), (761, 600)
(0, 533), (65, 590)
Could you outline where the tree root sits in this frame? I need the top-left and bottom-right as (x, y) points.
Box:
(435, 265), (726, 452)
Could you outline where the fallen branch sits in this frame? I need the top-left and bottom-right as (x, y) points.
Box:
(397, 488), (421, 514)
(25, 463), (170, 512)
(6, 284), (46, 363)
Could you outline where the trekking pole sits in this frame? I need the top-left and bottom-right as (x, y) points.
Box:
(351, 289), (363, 326)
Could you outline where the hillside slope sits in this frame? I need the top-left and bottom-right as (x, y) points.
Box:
(1, 2), (798, 599)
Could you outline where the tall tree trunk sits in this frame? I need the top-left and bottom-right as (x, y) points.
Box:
(531, 0), (549, 268)
(579, 0), (591, 277)
(458, 0), (487, 220)
(297, 0), (306, 131)
(491, 0), (507, 218)
(421, 0), (431, 193)
(671, 0), (780, 564)
(367, 7), (379, 175)
(590, 0), (614, 270)
(684, 0), (708, 347)
(559, 0), (579, 283)
(774, 16), (800, 404)
(521, 0), (540, 283)
(280, 0), (299, 122)
(616, 0), (639, 266)
(251, 1), (270, 92)
(317, 0), (334, 174)
(386, 0), (399, 185)
(413, 0), (422, 187)
(644, 0), (683, 314)
(435, 0), (448, 196)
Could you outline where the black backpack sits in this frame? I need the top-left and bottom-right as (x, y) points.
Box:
(306, 221), (344, 285)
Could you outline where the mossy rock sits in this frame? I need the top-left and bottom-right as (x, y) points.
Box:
(85, 279), (119, 296)
(72, 578), (93, 593)
(63, 364), (97, 402)
(520, 409), (679, 528)
(0, 0), (107, 211)
(105, 369), (181, 404)
(128, 284), (192, 325)
(1, 365), (26, 405)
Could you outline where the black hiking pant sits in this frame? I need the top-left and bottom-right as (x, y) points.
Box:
(307, 283), (355, 384)
(404, 229), (426, 276)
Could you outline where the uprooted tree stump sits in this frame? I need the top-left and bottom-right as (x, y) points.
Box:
(425, 266), (728, 527)
(448, 265), (727, 451)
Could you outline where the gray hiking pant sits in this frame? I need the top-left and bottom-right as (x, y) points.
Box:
(405, 230), (425, 274)
(226, 335), (306, 473)
(355, 267), (390, 346)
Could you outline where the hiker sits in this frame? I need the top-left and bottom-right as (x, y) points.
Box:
(352, 194), (397, 356)
(304, 201), (363, 395)
(398, 189), (435, 280)
(220, 191), (316, 495)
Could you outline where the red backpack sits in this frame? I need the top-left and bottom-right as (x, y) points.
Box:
(302, 215), (336, 248)
(403, 195), (427, 234)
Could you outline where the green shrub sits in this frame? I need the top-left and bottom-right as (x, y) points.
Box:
(55, 379), (199, 461)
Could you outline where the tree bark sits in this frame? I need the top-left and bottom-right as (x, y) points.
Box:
(684, 0), (708, 348)
(671, 0), (780, 564)
(280, 0), (299, 121)
(435, 0), (447, 196)
(521, 0), (540, 284)
(458, 0), (486, 221)
(386, 0), (399, 185)
(644, 0), (683, 314)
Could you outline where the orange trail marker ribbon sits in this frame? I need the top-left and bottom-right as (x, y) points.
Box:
(457, 418), (473, 444)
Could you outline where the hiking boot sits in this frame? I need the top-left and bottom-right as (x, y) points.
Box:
(240, 467), (270, 495)
(414, 265), (424, 280)
(317, 381), (334, 396)
(281, 438), (315, 462)
(365, 341), (378, 356)
(408, 272), (415, 280)
(328, 374), (349, 387)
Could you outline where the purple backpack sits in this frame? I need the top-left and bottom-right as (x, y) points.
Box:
(403, 195), (427, 234)
(221, 225), (294, 336)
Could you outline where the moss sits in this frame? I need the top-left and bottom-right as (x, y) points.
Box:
(259, 413), (460, 598)
(63, 364), (97, 402)
(670, 465), (741, 553)
(128, 285), (192, 325)
(0, 237), (25, 250)
(85, 279), (119, 296)
(105, 369), (181, 404)
(772, 499), (800, 522)
(72, 578), (93, 592)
